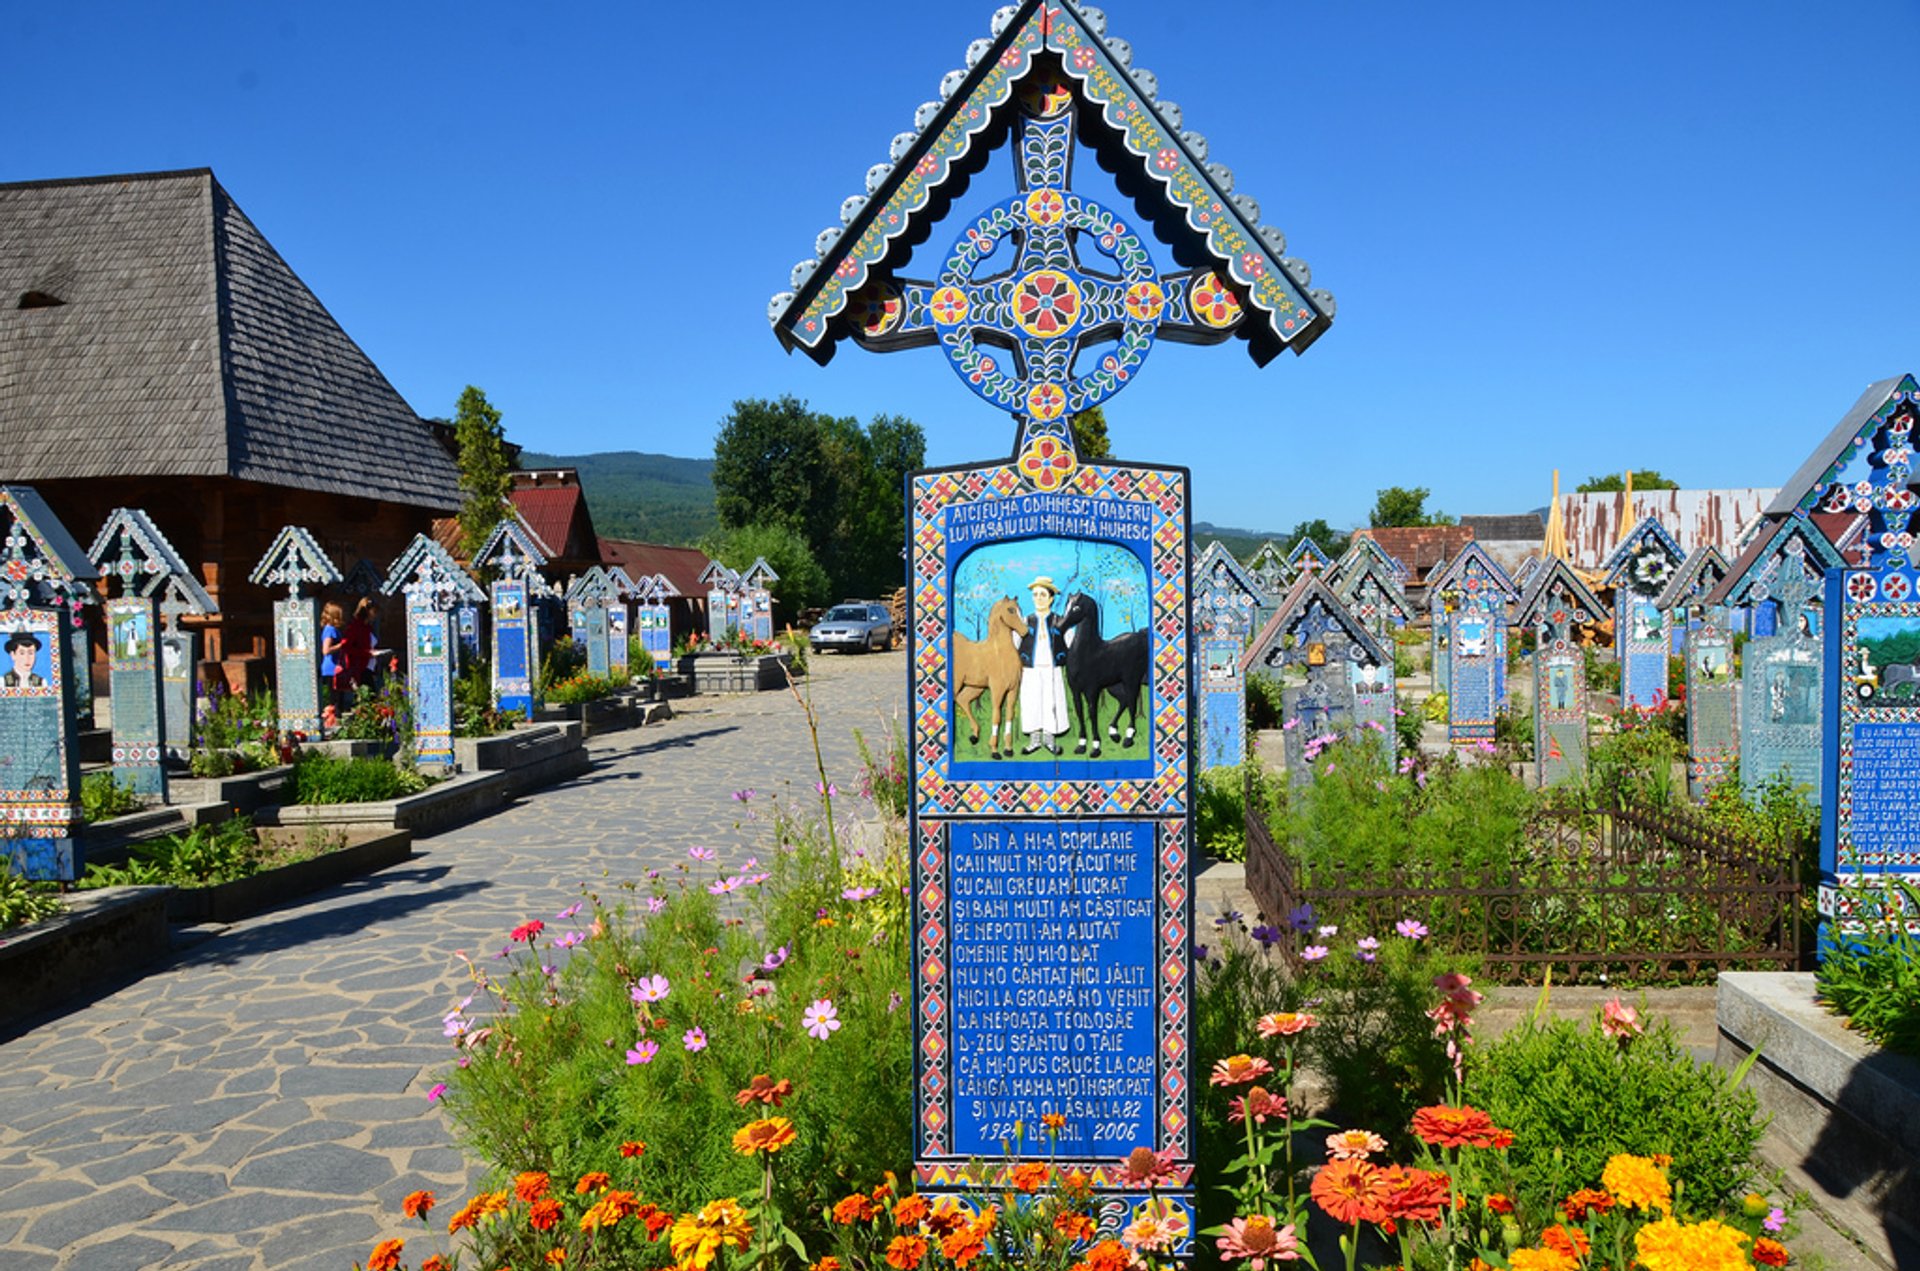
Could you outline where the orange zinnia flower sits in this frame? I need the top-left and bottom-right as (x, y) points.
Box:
(1311, 1158), (1389, 1226)
(1541, 1225), (1591, 1259)
(1409, 1104), (1505, 1149)
(1752, 1236), (1790, 1267)
(1562, 1188), (1613, 1221)
(732, 1116), (798, 1155)
(528, 1197), (564, 1231)
(834, 1193), (878, 1224)
(1054, 1211), (1097, 1241)
(735, 1074), (795, 1107)
(885, 1235), (929, 1269)
(575, 1171), (613, 1195)
(1009, 1162), (1052, 1193)
(515, 1171), (552, 1202)
(401, 1190), (435, 1220)
(366, 1238), (405, 1271)
(894, 1195), (931, 1229)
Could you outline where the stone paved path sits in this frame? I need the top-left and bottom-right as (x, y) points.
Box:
(0, 652), (908, 1271)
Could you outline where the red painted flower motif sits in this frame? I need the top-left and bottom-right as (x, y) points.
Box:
(1012, 271), (1080, 338)
(1019, 435), (1076, 491)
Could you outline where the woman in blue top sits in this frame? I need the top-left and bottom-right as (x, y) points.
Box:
(319, 601), (347, 712)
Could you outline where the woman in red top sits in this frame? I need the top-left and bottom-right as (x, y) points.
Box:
(340, 599), (376, 699)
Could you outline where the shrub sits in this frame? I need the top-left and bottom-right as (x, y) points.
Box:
(0, 859), (63, 932)
(540, 635), (587, 692)
(1577, 722), (1686, 810)
(79, 817), (266, 889)
(1422, 689), (1448, 722)
(853, 724), (909, 822)
(1816, 876), (1920, 1055)
(545, 672), (626, 706)
(80, 772), (144, 822)
(439, 794), (913, 1245)
(1471, 1002), (1764, 1213)
(338, 680), (415, 750)
(454, 663), (524, 738)
(627, 638), (654, 677)
(1245, 669), (1284, 730)
(1193, 759), (1285, 863)
(291, 754), (428, 804)
(1586, 644), (1621, 693)
(1393, 692), (1423, 754)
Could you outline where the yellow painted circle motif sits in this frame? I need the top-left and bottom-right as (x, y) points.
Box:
(1026, 383), (1069, 422)
(928, 285), (971, 326)
(1012, 270), (1082, 340)
(1189, 273), (1243, 329)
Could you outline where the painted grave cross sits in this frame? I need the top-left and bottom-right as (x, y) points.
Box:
(86, 508), (202, 797)
(565, 567), (618, 676)
(1246, 540), (1292, 637)
(1334, 546), (1415, 653)
(0, 486), (99, 881)
(1657, 546), (1733, 798)
(249, 526), (341, 739)
(1762, 375), (1920, 929)
(1193, 541), (1268, 770)
(1709, 516), (1845, 804)
(1244, 573), (1393, 784)
(155, 572), (218, 762)
(1287, 537), (1331, 576)
(742, 558), (781, 644)
(1602, 517), (1686, 711)
(604, 566), (642, 679)
(699, 561), (742, 645)
(1514, 558), (1605, 786)
(381, 534), (486, 772)
(770, 0), (1337, 1236)
(1427, 544), (1518, 744)
(638, 574), (679, 670)
(473, 513), (552, 719)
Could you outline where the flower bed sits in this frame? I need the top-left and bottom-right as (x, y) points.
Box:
(160, 827), (412, 925)
(258, 770), (511, 837)
(677, 651), (793, 694)
(0, 885), (171, 1030)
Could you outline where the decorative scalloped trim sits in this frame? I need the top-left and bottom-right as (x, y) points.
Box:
(1600, 516), (1685, 587)
(248, 523), (343, 591)
(380, 533), (485, 603)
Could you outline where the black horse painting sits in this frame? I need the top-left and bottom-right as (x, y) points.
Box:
(1057, 592), (1151, 758)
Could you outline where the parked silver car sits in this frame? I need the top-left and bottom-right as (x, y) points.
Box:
(810, 602), (894, 654)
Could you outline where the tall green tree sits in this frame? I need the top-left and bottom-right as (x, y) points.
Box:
(711, 395), (830, 534)
(1286, 518), (1347, 562)
(1577, 470), (1680, 493)
(1369, 485), (1455, 528)
(1069, 406), (1111, 461)
(453, 385), (512, 559)
(702, 522), (830, 616)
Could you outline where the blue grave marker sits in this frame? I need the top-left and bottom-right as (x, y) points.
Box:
(473, 512), (552, 719)
(1246, 541), (1292, 639)
(1245, 575), (1393, 783)
(1658, 546), (1735, 798)
(250, 526), (340, 739)
(769, 0), (1336, 1234)
(88, 509), (205, 797)
(566, 568), (616, 675)
(1602, 518), (1685, 711)
(1428, 544), (1518, 744)
(639, 573), (679, 669)
(1515, 558), (1606, 786)
(700, 560), (741, 644)
(383, 534), (487, 772)
(1334, 545), (1415, 653)
(0, 487), (98, 881)
(1193, 542), (1268, 771)
(744, 557), (781, 645)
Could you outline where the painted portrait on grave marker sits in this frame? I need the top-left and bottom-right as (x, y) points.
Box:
(3, 628), (51, 690)
(282, 613), (307, 654)
(0, 611), (77, 879)
(112, 607), (150, 662)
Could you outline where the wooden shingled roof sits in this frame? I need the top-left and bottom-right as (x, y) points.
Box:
(0, 168), (460, 510)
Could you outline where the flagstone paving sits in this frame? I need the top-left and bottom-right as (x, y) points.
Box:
(0, 652), (907, 1271)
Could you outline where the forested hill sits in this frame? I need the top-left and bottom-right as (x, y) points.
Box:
(1192, 521), (1292, 562)
(517, 450), (719, 546)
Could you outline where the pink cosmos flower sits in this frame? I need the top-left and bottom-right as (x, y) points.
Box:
(688, 846), (716, 862)
(708, 876), (743, 895)
(683, 1027), (707, 1052)
(626, 1040), (659, 1065)
(842, 887), (879, 902)
(647, 896), (667, 914)
(1301, 945), (1329, 962)
(1601, 997), (1644, 1043)
(1395, 918), (1429, 940)
(427, 1083), (446, 1103)
(630, 975), (670, 1004)
(802, 999), (842, 1040)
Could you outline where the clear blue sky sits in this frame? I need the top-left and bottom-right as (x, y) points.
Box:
(10, 2), (1919, 532)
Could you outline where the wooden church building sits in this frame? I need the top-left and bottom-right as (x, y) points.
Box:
(0, 168), (461, 685)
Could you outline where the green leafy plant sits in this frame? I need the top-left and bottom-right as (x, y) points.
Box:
(80, 771), (144, 822)
(1422, 689), (1448, 722)
(627, 638), (655, 677)
(1816, 876), (1920, 1055)
(1245, 669), (1284, 731)
(544, 672), (627, 706)
(1586, 644), (1622, 693)
(1393, 692), (1424, 754)
(539, 635), (587, 692)
(290, 754), (430, 804)
(188, 748), (236, 778)
(1471, 998), (1764, 1213)
(853, 723), (909, 823)
(79, 816), (267, 889)
(336, 680), (415, 750)
(0, 859), (63, 932)
(453, 662), (524, 738)
(1193, 759), (1285, 864)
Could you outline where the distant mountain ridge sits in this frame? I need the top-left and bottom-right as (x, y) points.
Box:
(1192, 520), (1295, 562)
(518, 450), (718, 547)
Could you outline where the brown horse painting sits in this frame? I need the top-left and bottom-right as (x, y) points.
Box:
(953, 596), (1029, 759)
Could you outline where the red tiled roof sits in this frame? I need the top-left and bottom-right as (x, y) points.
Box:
(509, 477), (598, 563)
(1351, 526), (1475, 581)
(598, 538), (713, 598)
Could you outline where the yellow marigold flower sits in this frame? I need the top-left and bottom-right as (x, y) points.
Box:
(579, 1188), (640, 1231)
(1601, 1153), (1672, 1213)
(669, 1198), (753, 1271)
(731, 1115), (798, 1156)
(1634, 1216), (1752, 1271)
(545, 1250), (567, 1266)
(1508, 1249), (1576, 1271)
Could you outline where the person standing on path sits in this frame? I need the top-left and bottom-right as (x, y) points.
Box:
(1017, 576), (1070, 754)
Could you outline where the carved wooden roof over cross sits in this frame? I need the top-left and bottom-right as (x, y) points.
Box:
(1765, 374), (1920, 572)
(604, 566), (642, 601)
(699, 561), (742, 591)
(1601, 516), (1685, 598)
(472, 511), (552, 583)
(1704, 513), (1847, 610)
(1328, 535), (1403, 590)
(770, 0), (1332, 462)
(1655, 545), (1730, 613)
(1246, 541), (1292, 596)
(248, 525), (341, 598)
(742, 557), (782, 588)
(86, 507), (195, 602)
(155, 572), (218, 630)
(380, 534), (485, 609)
(1334, 554), (1414, 628)
(647, 572), (681, 601)
(1425, 541), (1518, 609)
(1240, 572), (1388, 675)
(1514, 557), (1605, 635)
(0, 485), (97, 611)
(565, 567), (613, 604)
(1286, 538), (1332, 574)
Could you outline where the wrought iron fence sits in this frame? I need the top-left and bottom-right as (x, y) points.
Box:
(1244, 788), (1804, 983)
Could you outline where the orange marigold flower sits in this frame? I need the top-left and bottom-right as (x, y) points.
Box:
(421, 1257), (451, 1271)
(669, 1198), (752, 1271)
(545, 1250), (567, 1266)
(401, 1190), (435, 1220)
(1485, 1193), (1514, 1215)
(1409, 1104), (1505, 1149)
(620, 1140), (647, 1157)
(1634, 1215), (1750, 1271)
(834, 1193), (878, 1224)
(1082, 1239), (1133, 1271)
(925, 1200), (967, 1237)
(941, 1215), (991, 1265)
(1378, 1165), (1450, 1229)
(515, 1171), (552, 1203)
(1061, 1169), (1094, 1203)
(1054, 1211), (1098, 1241)
(1310, 1158), (1389, 1226)
(1753, 1236), (1790, 1267)
(1256, 1010), (1317, 1037)
(735, 1074), (795, 1107)
(813, 1259), (846, 1271)
(732, 1116), (798, 1155)
(366, 1238), (405, 1271)
(476, 1191), (510, 1221)
(1210, 1053), (1276, 1086)
(1508, 1250), (1576, 1271)
(1009, 1162), (1052, 1193)
(528, 1197), (564, 1231)
(638, 1204), (673, 1239)
(575, 1171), (613, 1195)
(1562, 1188), (1613, 1222)
(894, 1195), (931, 1229)
(579, 1188), (641, 1231)
(1541, 1225), (1591, 1260)
(1601, 1153), (1672, 1213)
(1041, 1112), (1067, 1131)
(885, 1234), (930, 1269)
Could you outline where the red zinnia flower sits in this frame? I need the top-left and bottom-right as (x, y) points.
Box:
(1409, 1104), (1506, 1149)
(1311, 1159), (1389, 1226)
(401, 1190), (435, 1220)
(511, 919), (546, 943)
(528, 1197), (563, 1231)
(1378, 1166), (1451, 1229)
